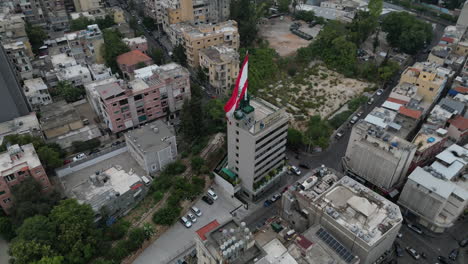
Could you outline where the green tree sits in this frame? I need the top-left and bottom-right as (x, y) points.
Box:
(136, 61), (147, 69)
(348, 96), (368, 111)
(204, 98), (226, 132)
(230, 0), (265, 46)
(34, 256), (65, 264)
(10, 239), (57, 264)
(143, 17), (157, 31)
(16, 215), (56, 244)
(172, 44), (187, 67)
(26, 22), (47, 55)
(150, 48), (165, 65)
(287, 128), (303, 149)
(303, 115), (332, 150)
(368, 0), (383, 18)
(294, 10), (316, 22)
(152, 206), (181, 225)
(180, 84), (204, 141)
(56, 81), (84, 103)
(0, 216), (15, 240)
(125, 227), (146, 251)
(191, 156), (205, 174)
(105, 220), (130, 241)
(71, 138), (101, 153)
(378, 60), (400, 85)
(241, 48), (279, 94)
(102, 29), (131, 73)
(37, 146), (63, 169)
(329, 110), (353, 129)
(278, 0), (290, 13)
(70, 17), (93, 31)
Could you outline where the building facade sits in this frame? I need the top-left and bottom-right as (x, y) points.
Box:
(226, 97), (289, 200)
(199, 45), (239, 95)
(73, 0), (103, 12)
(125, 120), (177, 174)
(123, 36), (149, 54)
(117, 50), (153, 80)
(0, 144), (52, 213)
(23, 78), (52, 110)
(3, 41), (33, 80)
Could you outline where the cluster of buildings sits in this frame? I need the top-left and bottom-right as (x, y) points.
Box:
(343, 22), (468, 233)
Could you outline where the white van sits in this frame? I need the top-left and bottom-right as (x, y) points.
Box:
(207, 189), (218, 200)
(141, 176), (151, 186)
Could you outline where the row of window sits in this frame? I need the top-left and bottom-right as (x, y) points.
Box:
(255, 123), (288, 146)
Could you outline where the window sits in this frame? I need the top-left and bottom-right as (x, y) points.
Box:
(18, 171), (25, 176)
(134, 94), (143, 101)
(236, 146), (239, 150)
(119, 99), (128, 105)
(2, 198), (11, 204)
(236, 138), (239, 143)
(4, 174), (15, 182)
(116, 118), (121, 121)
(235, 153), (239, 157)
(35, 169), (42, 175)
(429, 88), (434, 91)
(144, 93), (149, 96)
(236, 130), (239, 135)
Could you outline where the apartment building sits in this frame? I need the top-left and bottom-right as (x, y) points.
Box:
(116, 50), (153, 80)
(3, 41), (33, 80)
(125, 120), (177, 174)
(399, 144), (468, 233)
(169, 20), (239, 68)
(0, 11), (27, 42)
(123, 36), (149, 54)
(408, 127), (448, 173)
(0, 144), (52, 214)
(64, 24), (105, 64)
(89, 63), (190, 133)
(73, 0), (103, 12)
(447, 115), (468, 142)
(13, 0), (69, 30)
(88, 63), (112, 81)
(226, 97), (289, 200)
(199, 45), (239, 95)
(23, 78), (52, 110)
(0, 113), (42, 143)
(56, 64), (92, 86)
(344, 116), (417, 193)
(282, 174), (402, 264)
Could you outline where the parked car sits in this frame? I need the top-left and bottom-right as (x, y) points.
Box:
(437, 256), (449, 264)
(271, 193), (282, 202)
(356, 111), (364, 117)
(299, 163), (310, 169)
(376, 89), (384, 96)
(449, 248), (459, 261)
(405, 247), (420, 260)
(63, 159), (71, 165)
(191, 206), (202, 217)
(207, 189), (218, 200)
(291, 166), (301, 176)
(263, 200), (272, 207)
(368, 97), (374, 105)
(111, 141), (121, 146)
(180, 216), (192, 228)
(395, 242), (403, 257)
(72, 153), (86, 162)
(407, 223), (423, 235)
(187, 213), (197, 223)
(397, 233), (403, 238)
(201, 195), (214, 205)
(350, 116), (359, 124)
(459, 238), (468, 247)
(88, 149), (100, 155)
(335, 131), (344, 139)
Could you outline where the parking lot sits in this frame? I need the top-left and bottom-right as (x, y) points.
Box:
(133, 185), (243, 264)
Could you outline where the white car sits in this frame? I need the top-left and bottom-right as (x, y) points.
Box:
(72, 153), (86, 162)
(191, 206), (202, 217)
(376, 89), (384, 96)
(187, 213), (197, 223)
(180, 216), (192, 228)
(291, 166), (301, 176)
(207, 189), (218, 200)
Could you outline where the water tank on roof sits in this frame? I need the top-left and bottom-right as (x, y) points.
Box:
(427, 137), (435, 143)
(391, 142), (398, 147)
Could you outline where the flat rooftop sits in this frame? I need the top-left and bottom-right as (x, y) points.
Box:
(0, 144), (41, 174)
(412, 128), (446, 152)
(241, 98), (289, 135)
(125, 120), (175, 153)
(40, 101), (81, 130)
(0, 113), (40, 139)
(409, 166), (468, 200)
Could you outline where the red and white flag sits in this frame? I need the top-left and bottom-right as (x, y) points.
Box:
(224, 54), (248, 118)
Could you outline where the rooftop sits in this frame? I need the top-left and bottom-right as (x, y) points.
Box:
(117, 50), (152, 66)
(57, 64), (90, 79)
(0, 113), (40, 141)
(95, 82), (125, 100)
(354, 120), (415, 153)
(427, 104), (455, 127)
(261, 238), (298, 264)
(51, 53), (77, 68)
(449, 115), (468, 131)
(409, 166), (468, 200)
(236, 98), (288, 135)
(23, 78), (48, 95)
(196, 220), (220, 241)
(412, 128), (446, 152)
(172, 20), (238, 39)
(123, 36), (147, 45)
(0, 144), (42, 175)
(125, 120), (175, 153)
(3, 40), (26, 50)
(430, 144), (468, 181)
(200, 45), (239, 64)
(40, 101), (81, 131)
(134, 64), (160, 79)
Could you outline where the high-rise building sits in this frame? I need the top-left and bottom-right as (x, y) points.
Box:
(226, 97), (289, 200)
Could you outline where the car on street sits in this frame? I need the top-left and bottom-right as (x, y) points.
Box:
(201, 195), (214, 205)
(180, 216), (192, 228)
(368, 97), (374, 105)
(263, 199), (272, 207)
(88, 149), (100, 155)
(299, 163), (310, 169)
(207, 189), (218, 200)
(459, 238), (468, 247)
(394, 242), (403, 257)
(405, 247), (420, 260)
(407, 223), (423, 234)
(397, 233), (402, 238)
(437, 256), (449, 264)
(356, 111), (364, 117)
(291, 166), (301, 176)
(187, 213), (197, 223)
(63, 159), (71, 165)
(72, 153), (86, 162)
(191, 206), (202, 217)
(271, 193), (282, 202)
(449, 248), (459, 261)
(111, 141), (121, 146)
(350, 116), (359, 124)
(335, 131), (344, 139)
(376, 89), (384, 96)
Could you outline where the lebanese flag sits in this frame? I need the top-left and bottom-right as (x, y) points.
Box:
(224, 54), (248, 118)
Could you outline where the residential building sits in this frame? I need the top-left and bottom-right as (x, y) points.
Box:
(0, 113), (42, 144)
(23, 78), (52, 110)
(226, 97), (289, 200)
(282, 174), (402, 264)
(56, 64), (92, 87)
(117, 50), (153, 80)
(399, 144), (468, 233)
(111, 6), (125, 24)
(199, 45), (239, 95)
(447, 115), (468, 142)
(123, 36), (149, 54)
(408, 127), (448, 173)
(70, 9), (106, 20)
(344, 118), (417, 193)
(73, 0), (103, 12)
(168, 20), (239, 68)
(13, 0), (69, 30)
(91, 63), (190, 133)
(196, 219), (266, 264)
(88, 63), (112, 81)
(0, 144), (52, 214)
(64, 24), (104, 64)
(3, 41), (33, 80)
(84, 76), (119, 118)
(0, 45), (30, 122)
(70, 166), (148, 220)
(0, 11), (27, 42)
(125, 120), (177, 174)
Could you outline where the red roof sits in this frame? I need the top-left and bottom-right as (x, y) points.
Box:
(398, 106), (422, 119)
(295, 235), (313, 250)
(117, 50), (152, 66)
(387, 97), (408, 105)
(196, 220), (220, 241)
(449, 115), (468, 131)
(441, 37), (454, 43)
(131, 183), (143, 190)
(454, 86), (468, 94)
(408, 67), (421, 73)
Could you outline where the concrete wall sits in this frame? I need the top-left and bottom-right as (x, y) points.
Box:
(214, 173), (236, 197)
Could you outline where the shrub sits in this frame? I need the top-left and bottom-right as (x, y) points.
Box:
(164, 161), (187, 175)
(152, 191), (164, 203)
(152, 206), (181, 225)
(329, 110), (353, 129)
(191, 156), (205, 174)
(125, 227), (146, 251)
(105, 220), (130, 241)
(107, 240), (130, 261)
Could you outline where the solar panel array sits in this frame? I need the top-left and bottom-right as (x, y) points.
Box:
(316, 227), (356, 263)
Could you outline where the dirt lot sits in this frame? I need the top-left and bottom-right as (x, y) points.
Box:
(259, 16), (322, 57)
(257, 63), (372, 130)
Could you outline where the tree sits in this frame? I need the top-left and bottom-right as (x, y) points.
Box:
(278, 0), (290, 13)
(172, 44), (187, 67)
(143, 17), (157, 31)
(125, 227), (146, 251)
(0, 216), (15, 240)
(26, 22), (47, 55)
(136, 61), (147, 69)
(240, 48), (279, 94)
(34, 256), (65, 264)
(348, 96), (368, 111)
(10, 239), (58, 264)
(16, 215), (56, 244)
(294, 11), (316, 22)
(150, 48), (165, 65)
(287, 128), (303, 149)
(303, 115), (332, 150)
(204, 98), (226, 132)
(180, 85), (204, 141)
(152, 206), (181, 225)
(230, 0), (265, 46)
(105, 220), (130, 241)
(197, 67), (209, 85)
(368, 0), (383, 18)
(37, 146), (63, 169)
(102, 29), (131, 73)
(191, 156), (205, 174)
(56, 81), (84, 103)
(71, 138), (101, 153)
(70, 17), (93, 31)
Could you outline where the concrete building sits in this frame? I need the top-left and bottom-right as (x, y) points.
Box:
(199, 45), (239, 95)
(0, 44), (30, 122)
(123, 36), (149, 54)
(457, 1), (468, 27)
(226, 97), (289, 200)
(196, 219), (266, 264)
(3, 41), (33, 80)
(64, 24), (104, 64)
(13, 0), (69, 30)
(0, 144), (52, 214)
(0, 11), (27, 42)
(117, 50), (153, 80)
(56, 64), (92, 87)
(111, 6), (125, 24)
(70, 9), (106, 21)
(447, 115), (468, 143)
(344, 118), (417, 193)
(399, 144), (468, 233)
(125, 120), (177, 174)
(23, 78), (52, 110)
(88, 63), (112, 81)
(70, 166), (148, 220)
(89, 63), (190, 133)
(408, 127), (448, 173)
(0, 113), (41, 144)
(73, 0), (103, 12)
(168, 20), (239, 68)
(282, 174), (403, 264)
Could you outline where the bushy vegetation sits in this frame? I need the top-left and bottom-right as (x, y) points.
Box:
(72, 138), (101, 153)
(101, 29), (130, 73)
(69, 15), (115, 31)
